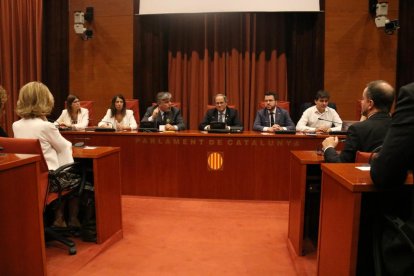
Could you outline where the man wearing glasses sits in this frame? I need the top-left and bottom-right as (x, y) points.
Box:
(199, 93), (243, 131)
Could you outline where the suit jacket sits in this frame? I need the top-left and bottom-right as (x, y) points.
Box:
(199, 107), (242, 130)
(142, 106), (186, 130)
(371, 82), (414, 187)
(98, 109), (138, 130)
(13, 118), (74, 170)
(324, 112), (391, 163)
(55, 107), (89, 129)
(253, 107), (295, 131)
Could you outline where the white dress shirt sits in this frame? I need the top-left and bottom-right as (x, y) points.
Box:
(55, 107), (89, 129)
(296, 105), (342, 132)
(13, 118), (74, 170)
(98, 109), (138, 130)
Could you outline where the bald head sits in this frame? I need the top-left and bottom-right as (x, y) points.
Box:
(365, 80), (395, 113)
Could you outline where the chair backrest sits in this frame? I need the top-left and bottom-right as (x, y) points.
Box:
(0, 137), (48, 173)
(152, 102), (181, 110)
(64, 100), (94, 126)
(258, 101), (290, 113)
(125, 99), (140, 123)
(300, 102), (337, 115)
(0, 137), (49, 211)
(206, 105), (236, 112)
(355, 151), (372, 163)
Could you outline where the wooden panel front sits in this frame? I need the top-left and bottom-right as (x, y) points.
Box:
(0, 154), (46, 276)
(73, 147), (122, 244)
(317, 171), (361, 275)
(64, 131), (332, 200)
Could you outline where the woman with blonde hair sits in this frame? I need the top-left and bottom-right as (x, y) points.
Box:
(13, 81), (80, 228)
(98, 94), (137, 130)
(0, 85), (8, 137)
(55, 94), (89, 129)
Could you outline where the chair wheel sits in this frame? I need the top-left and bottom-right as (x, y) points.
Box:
(68, 247), (77, 255)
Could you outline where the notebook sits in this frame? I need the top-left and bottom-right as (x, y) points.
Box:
(329, 120), (358, 135)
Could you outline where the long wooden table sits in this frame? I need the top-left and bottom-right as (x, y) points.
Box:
(0, 153), (46, 275)
(62, 130), (335, 200)
(317, 163), (413, 275)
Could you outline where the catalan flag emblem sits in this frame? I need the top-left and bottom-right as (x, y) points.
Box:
(207, 152), (224, 170)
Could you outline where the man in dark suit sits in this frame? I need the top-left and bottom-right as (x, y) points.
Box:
(199, 93), (242, 131)
(322, 80), (395, 163)
(253, 91), (295, 132)
(371, 82), (414, 187)
(141, 92), (186, 131)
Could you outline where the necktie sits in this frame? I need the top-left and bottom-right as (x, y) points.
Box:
(219, 112), (224, 123)
(270, 112), (275, 126)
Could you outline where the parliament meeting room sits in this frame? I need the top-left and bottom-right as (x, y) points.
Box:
(1, 0), (414, 275)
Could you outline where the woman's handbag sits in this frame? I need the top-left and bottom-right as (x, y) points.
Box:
(48, 163), (82, 194)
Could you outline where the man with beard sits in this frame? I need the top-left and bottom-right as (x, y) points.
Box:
(253, 91), (295, 132)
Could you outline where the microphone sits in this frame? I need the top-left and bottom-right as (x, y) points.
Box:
(100, 120), (114, 128)
(318, 117), (342, 125)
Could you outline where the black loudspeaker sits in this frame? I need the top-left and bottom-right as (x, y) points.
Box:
(85, 7), (94, 22)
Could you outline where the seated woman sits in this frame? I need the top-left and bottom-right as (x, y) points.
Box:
(0, 85), (8, 137)
(55, 94), (89, 129)
(98, 94), (138, 130)
(13, 81), (80, 228)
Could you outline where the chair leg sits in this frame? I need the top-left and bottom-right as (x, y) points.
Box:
(45, 227), (77, 255)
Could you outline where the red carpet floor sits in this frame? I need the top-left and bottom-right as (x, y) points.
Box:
(47, 196), (316, 275)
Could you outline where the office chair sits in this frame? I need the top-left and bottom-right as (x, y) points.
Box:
(258, 100), (290, 113)
(152, 102), (181, 109)
(300, 102), (337, 115)
(0, 137), (85, 255)
(355, 151), (377, 164)
(126, 99), (140, 123)
(64, 100), (94, 126)
(206, 104), (236, 111)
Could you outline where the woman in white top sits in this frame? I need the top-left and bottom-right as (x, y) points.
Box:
(55, 94), (89, 129)
(98, 94), (137, 130)
(13, 81), (79, 228)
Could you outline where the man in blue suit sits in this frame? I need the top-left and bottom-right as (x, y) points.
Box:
(253, 91), (295, 132)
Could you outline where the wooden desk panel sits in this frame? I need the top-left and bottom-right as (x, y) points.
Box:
(63, 131), (332, 200)
(288, 151), (324, 256)
(317, 164), (413, 275)
(72, 147), (122, 244)
(0, 154), (46, 276)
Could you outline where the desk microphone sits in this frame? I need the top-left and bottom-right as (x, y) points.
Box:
(318, 117), (342, 125)
(101, 121), (114, 128)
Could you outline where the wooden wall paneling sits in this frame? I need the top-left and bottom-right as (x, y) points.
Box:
(42, 0), (69, 120)
(69, 0), (133, 124)
(287, 12), (324, 123)
(134, 12), (169, 120)
(324, 0), (398, 120)
(396, 0), (414, 90)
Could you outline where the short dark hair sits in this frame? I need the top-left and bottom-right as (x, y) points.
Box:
(264, 91), (279, 101)
(314, 90), (330, 100)
(365, 80), (395, 113)
(110, 94), (126, 117)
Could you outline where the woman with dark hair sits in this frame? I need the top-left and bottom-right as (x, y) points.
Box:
(98, 94), (137, 130)
(0, 85), (8, 137)
(55, 94), (89, 129)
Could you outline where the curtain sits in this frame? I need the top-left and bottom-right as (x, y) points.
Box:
(0, 0), (43, 135)
(167, 13), (287, 130)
